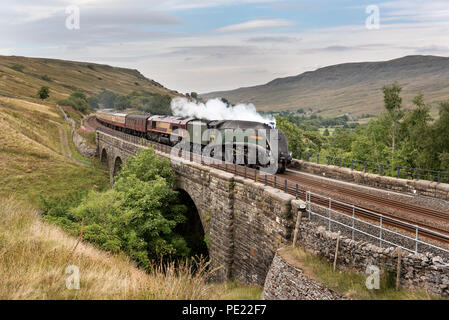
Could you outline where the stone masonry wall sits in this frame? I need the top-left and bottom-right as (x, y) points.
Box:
(290, 201), (449, 297)
(291, 159), (449, 203)
(262, 252), (346, 300)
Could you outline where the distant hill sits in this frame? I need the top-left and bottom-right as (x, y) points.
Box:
(201, 55), (449, 117)
(0, 55), (178, 104)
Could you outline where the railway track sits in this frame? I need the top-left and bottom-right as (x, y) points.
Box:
(92, 118), (449, 246)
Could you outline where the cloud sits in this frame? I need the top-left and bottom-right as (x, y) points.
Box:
(381, 0), (449, 22)
(216, 19), (294, 32)
(247, 36), (300, 43)
(166, 45), (258, 57)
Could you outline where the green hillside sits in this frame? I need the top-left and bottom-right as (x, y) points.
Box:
(0, 55), (178, 104)
(201, 55), (449, 117)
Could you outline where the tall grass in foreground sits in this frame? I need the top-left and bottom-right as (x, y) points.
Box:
(0, 197), (232, 300)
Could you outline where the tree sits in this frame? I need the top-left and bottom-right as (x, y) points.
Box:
(323, 128), (330, 137)
(275, 116), (305, 154)
(382, 83), (404, 166)
(190, 92), (198, 99)
(397, 93), (433, 169)
(38, 86), (50, 100)
(114, 95), (130, 111)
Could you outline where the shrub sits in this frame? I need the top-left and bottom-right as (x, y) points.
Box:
(38, 86), (50, 100)
(41, 74), (52, 82)
(11, 64), (24, 72)
(57, 91), (90, 114)
(41, 148), (189, 270)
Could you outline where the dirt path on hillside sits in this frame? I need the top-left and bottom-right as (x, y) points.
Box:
(50, 120), (90, 166)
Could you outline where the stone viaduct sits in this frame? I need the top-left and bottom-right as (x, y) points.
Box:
(97, 129), (305, 285)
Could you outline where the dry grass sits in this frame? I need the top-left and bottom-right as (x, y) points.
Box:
(0, 198), (208, 299)
(0, 197), (262, 300)
(0, 55), (176, 106)
(281, 247), (442, 300)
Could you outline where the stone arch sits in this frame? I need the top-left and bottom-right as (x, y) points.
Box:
(113, 156), (123, 178)
(175, 189), (209, 258)
(100, 148), (108, 164)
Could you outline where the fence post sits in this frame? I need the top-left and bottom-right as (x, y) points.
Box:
(379, 216), (383, 248)
(380, 164), (383, 176)
(244, 166), (247, 179)
(317, 154), (320, 164)
(274, 176), (276, 188)
(295, 184), (299, 199)
(298, 151), (301, 160)
(333, 231), (341, 271)
(416, 168), (420, 180)
(351, 159), (354, 171)
(396, 247), (402, 290)
(351, 205), (355, 240)
(328, 198), (332, 231)
(292, 210), (303, 248)
(254, 169), (257, 182)
(284, 179), (287, 193)
(364, 161), (367, 173)
(415, 227), (419, 253)
(437, 171), (441, 183)
(397, 167), (400, 179)
(265, 174), (267, 185)
(327, 156), (331, 165)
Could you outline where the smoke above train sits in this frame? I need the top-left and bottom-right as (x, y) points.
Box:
(170, 97), (276, 129)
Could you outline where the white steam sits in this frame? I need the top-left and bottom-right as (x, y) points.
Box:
(170, 97), (276, 128)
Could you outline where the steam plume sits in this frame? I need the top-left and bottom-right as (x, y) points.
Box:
(170, 97), (276, 127)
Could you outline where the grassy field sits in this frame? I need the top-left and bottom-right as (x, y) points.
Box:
(0, 96), (109, 205)
(0, 96), (262, 299)
(0, 55), (177, 106)
(280, 247), (440, 300)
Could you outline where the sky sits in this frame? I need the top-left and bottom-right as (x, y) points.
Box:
(1, 0), (449, 94)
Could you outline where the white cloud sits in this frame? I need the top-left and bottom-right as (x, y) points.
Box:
(216, 19), (294, 32)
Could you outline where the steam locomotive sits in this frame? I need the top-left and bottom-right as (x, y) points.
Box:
(96, 110), (292, 173)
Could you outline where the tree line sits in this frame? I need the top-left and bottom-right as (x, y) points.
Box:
(276, 83), (449, 173)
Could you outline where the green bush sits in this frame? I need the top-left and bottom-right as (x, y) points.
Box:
(11, 64), (24, 72)
(57, 91), (90, 114)
(38, 86), (50, 100)
(41, 148), (189, 270)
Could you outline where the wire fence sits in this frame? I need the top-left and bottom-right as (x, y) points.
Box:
(97, 127), (449, 257)
(305, 191), (449, 257)
(296, 151), (449, 184)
